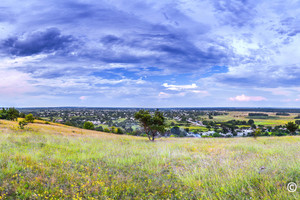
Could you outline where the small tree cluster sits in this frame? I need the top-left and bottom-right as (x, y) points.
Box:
(0, 108), (20, 121)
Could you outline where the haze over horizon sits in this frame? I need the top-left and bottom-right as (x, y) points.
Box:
(1, 0), (300, 107)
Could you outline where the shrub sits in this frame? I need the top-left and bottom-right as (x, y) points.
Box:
(83, 121), (94, 130)
(116, 128), (124, 134)
(95, 126), (104, 131)
(18, 120), (28, 129)
(103, 128), (110, 133)
(212, 132), (222, 137)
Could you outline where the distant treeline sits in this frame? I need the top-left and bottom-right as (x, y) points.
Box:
(248, 113), (268, 117)
(276, 112), (290, 116)
(17, 107), (300, 113)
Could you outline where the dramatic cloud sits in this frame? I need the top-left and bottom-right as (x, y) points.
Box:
(0, 0), (299, 107)
(1, 28), (75, 56)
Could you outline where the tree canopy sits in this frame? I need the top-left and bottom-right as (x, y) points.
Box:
(134, 109), (165, 141)
(285, 122), (298, 135)
(0, 108), (20, 121)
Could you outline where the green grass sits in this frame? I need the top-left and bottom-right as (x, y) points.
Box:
(0, 120), (299, 199)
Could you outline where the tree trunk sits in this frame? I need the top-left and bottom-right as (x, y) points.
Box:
(151, 131), (155, 141)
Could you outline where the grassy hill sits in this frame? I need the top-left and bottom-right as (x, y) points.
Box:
(0, 120), (299, 199)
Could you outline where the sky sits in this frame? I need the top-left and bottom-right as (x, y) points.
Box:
(0, 0), (300, 107)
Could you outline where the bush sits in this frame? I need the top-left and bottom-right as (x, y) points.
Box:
(83, 121), (94, 130)
(103, 128), (110, 133)
(95, 126), (104, 131)
(116, 128), (124, 134)
(212, 132), (222, 137)
(270, 130), (287, 136)
(18, 120), (28, 129)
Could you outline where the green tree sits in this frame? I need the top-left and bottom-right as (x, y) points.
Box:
(0, 108), (8, 119)
(295, 120), (300, 125)
(285, 122), (298, 135)
(25, 113), (35, 123)
(83, 121), (94, 130)
(248, 119), (255, 125)
(7, 108), (19, 121)
(134, 109), (165, 141)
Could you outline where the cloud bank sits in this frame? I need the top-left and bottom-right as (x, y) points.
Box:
(0, 0), (299, 107)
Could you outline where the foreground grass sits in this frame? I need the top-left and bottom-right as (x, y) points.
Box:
(0, 120), (299, 199)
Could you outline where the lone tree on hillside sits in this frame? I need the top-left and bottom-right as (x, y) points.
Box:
(25, 113), (35, 123)
(285, 122), (298, 135)
(134, 109), (166, 141)
(83, 121), (94, 130)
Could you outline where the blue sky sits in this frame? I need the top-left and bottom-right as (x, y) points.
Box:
(0, 0), (300, 107)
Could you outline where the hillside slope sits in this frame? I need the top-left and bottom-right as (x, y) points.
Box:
(0, 120), (299, 199)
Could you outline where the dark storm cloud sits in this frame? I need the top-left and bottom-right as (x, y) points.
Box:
(95, 32), (232, 72)
(1, 28), (75, 56)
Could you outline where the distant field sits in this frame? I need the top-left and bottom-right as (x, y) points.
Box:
(0, 120), (299, 199)
(207, 111), (299, 126)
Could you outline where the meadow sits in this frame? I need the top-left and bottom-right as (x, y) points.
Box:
(0, 120), (299, 199)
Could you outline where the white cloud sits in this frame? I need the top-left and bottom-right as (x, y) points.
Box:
(158, 92), (186, 99)
(162, 83), (198, 91)
(229, 94), (267, 102)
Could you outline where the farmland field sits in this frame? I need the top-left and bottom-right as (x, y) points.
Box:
(0, 119), (299, 199)
(205, 112), (299, 126)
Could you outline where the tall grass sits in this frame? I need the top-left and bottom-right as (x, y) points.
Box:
(0, 120), (299, 199)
